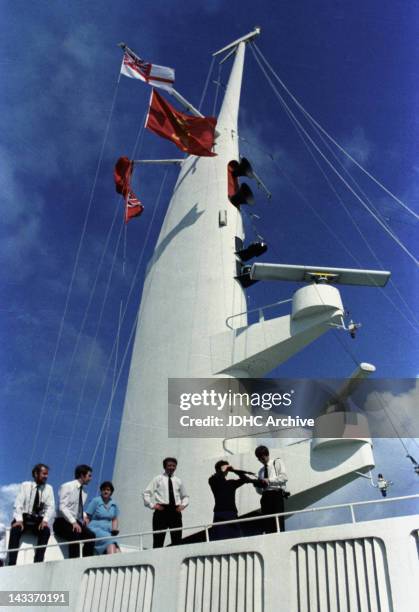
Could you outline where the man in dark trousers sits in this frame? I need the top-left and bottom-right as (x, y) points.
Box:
(255, 445), (289, 533)
(53, 464), (95, 558)
(8, 463), (55, 565)
(143, 457), (189, 548)
(208, 460), (259, 540)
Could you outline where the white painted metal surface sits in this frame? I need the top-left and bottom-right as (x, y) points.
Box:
(1, 515), (418, 611)
(291, 284), (344, 319)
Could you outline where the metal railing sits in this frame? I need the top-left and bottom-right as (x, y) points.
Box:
(5, 493), (419, 562)
(226, 297), (293, 329)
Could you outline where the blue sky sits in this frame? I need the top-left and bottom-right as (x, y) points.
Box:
(1, 1), (418, 524)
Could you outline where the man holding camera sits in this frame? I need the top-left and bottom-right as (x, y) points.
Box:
(8, 463), (55, 565)
(255, 445), (289, 533)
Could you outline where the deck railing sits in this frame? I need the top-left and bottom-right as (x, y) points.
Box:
(5, 493), (419, 561)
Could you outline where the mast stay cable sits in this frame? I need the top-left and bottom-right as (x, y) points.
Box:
(93, 53), (220, 459)
(249, 44), (418, 268)
(60, 219), (125, 479)
(28, 75), (122, 470)
(239, 128), (419, 337)
(98, 301), (122, 486)
(42, 202), (121, 458)
(88, 171), (169, 464)
(88, 52), (214, 463)
(284, 110), (419, 334)
(58, 110), (147, 476)
(304, 117), (419, 327)
(244, 48), (419, 335)
(252, 43), (419, 224)
(198, 55), (216, 112)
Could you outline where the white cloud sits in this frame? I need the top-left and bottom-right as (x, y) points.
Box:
(0, 483), (20, 524)
(364, 382), (419, 438)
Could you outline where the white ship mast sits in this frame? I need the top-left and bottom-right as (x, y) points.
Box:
(112, 29), (386, 535)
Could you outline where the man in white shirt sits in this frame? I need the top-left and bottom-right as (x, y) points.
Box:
(7, 463), (55, 565)
(255, 445), (289, 533)
(53, 464), (95, 558)
(143, 457), (189, 548)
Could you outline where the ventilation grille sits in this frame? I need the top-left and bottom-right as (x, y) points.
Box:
(78, 565), (154, 612)
(178, 552), (263, 612)
(291, 537), (393, 612)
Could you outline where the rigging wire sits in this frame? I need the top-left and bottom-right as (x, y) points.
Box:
(374, 383), (419, 455)
(79, 171), (169, 462)
(89, 53), (215, 465)
(98, 301), (122, 487)
(198, 55), (216, 111)
(249, 44), (419, 340)
(372, 390), (411, 455)
(60, 218), (124, 479)
(306, 118), (419, 327)
(90, 309), (139, 466)
(249, 44), (418, 268)
(212, 62), (222, 116)
(42, 203), (121, 457)
(285, 110), (419, 336)
(28, 74), (122, 470)
(59, 110), (148, 475)
(239, 128), (419, 336)
(123, 108), (149, 274)
(252, 42), (419, 224)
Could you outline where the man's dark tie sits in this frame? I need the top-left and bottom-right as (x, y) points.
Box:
(77, 487), (84, 522)
(264, 465), (269, 479)
(168, 475), (176, 508)
(32, 486), (41, 514)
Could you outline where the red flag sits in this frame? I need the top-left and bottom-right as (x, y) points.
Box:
(114, 157), (143, 223)
(125, 192), (144, 224)
(145, 90), (217, 157)
(114, 156), (132, 198)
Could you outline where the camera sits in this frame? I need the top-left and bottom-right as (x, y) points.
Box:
(22, 512), (44, 528)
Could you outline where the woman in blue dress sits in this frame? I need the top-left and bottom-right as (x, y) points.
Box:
(85, 481), (120, 554)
